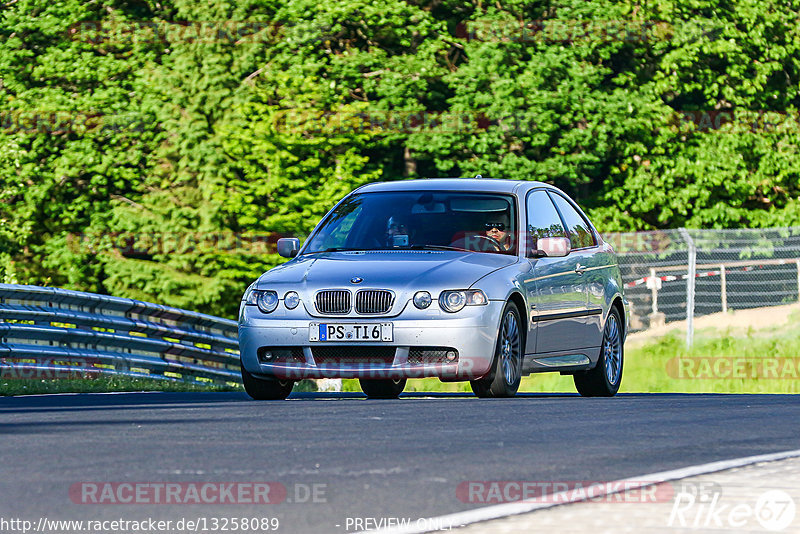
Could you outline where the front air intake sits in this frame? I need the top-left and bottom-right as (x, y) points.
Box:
(355, 290), (394, 315)
(315, 290), (351, 314)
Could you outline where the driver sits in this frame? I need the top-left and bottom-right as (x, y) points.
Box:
(484, 214), (511, 251)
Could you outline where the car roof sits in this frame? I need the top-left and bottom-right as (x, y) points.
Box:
(357, 178), (553, 195)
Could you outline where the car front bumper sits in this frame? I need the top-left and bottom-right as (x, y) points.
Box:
(238, 302), (504, 381)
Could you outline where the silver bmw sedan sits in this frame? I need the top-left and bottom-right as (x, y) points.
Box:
(238, 179), (628, 399)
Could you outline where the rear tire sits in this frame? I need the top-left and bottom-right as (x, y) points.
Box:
(470, 302), (523, 398)
(359, 378), (406, 399)
(241, 362), (295, 400)
(574, 308), (623, 397)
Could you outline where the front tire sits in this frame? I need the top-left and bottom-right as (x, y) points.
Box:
(359, 378), (406, 399)
(241, 362), (295, 400)
(470, 302), (523, 398)
(574, 307), (623, 397)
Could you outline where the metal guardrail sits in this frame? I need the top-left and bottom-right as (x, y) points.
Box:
(0, 284), (241, 385)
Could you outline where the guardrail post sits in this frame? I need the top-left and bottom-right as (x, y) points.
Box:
(720, 264), (727, 313)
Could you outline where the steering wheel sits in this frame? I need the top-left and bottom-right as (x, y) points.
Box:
(451, 234), (506, 252)
(474, 235), (504, 251)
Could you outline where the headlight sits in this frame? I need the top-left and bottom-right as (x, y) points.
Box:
(245, 289), (279, 314)
(284, 291), (300, 310)
(413, 291), (432, 309)
(438, 290), (488, 313)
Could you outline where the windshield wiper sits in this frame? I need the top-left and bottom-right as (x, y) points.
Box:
(409, 244), (467, 252)
(303, 247), (366, 255)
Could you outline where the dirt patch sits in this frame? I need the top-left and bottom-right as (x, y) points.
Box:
(626, 302), (800, 347)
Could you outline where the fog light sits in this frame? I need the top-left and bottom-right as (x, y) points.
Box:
(446, 351), (457, 361)
(413, 291), (432, 309)
(259, 349), (274, 361)
(284, 291), (300, 310)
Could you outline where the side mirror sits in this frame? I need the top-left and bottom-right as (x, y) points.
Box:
(277, 238), (300, 258)
(529, 237), (570, 258)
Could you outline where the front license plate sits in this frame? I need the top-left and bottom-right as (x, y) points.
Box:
(309, 323), (393, 342)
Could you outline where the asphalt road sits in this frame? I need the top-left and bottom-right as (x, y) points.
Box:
(1, 392), (799, 533)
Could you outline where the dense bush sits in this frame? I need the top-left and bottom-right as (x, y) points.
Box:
(2, 0), (799, 318)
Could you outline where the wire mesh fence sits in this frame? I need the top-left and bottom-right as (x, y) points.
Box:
(604, 227), (800, 345)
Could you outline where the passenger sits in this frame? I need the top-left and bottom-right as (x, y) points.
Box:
(385, 216), (411, 247)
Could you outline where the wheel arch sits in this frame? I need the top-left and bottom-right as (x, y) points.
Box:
(609, 295), (627, 341)
(506, 290), (528, 347)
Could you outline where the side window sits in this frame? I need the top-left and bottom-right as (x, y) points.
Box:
(318, 205), (362, 250)
(549, 193), (596, 249)
(526, 190), (567, 245)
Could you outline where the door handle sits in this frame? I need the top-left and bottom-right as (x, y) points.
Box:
(575, 263), (586, 275)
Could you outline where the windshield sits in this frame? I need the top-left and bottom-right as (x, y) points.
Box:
(304, 190), (518, 255)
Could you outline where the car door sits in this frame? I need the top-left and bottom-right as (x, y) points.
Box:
(548, 191), (603, 349)
(522, 190), (589, 354)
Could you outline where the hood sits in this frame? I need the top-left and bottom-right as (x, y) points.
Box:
(256, 250), (517, 292)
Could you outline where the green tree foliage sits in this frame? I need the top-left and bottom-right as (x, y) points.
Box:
(2, 0), (799, 317)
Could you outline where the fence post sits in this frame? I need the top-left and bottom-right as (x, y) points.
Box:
(646, 267), (665, 328)
(679, 228), (696, 348)
(649, 267), (658, 313)
(720, 264), (727, 313)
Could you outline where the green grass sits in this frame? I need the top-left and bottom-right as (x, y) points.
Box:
(0, 375), (242, 396)
(617, 328), (800, 394)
